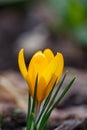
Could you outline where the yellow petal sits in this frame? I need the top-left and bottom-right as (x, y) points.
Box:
(55, 53), (64, 83)
(27, 50), (49, 97)
(42, 53), (60, 85)
(44, 48), (54, 63)
(27, 62), (36, 97)
(45, 74), (57, 98)
(39, 53), (64, 100)
(38, 74), (57, 104)
(37, 77), (47, 104)
(28, 51), (48, 75)
(18, 49), (27, 79)
(26, 73), (34, 97)
(18, 48), (64, 104)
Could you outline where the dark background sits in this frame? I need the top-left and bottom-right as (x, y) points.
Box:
(0, 0), (87, 70)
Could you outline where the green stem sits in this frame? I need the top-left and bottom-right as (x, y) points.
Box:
(45, 71), (67, 113)
(27, 75), (38, 130)
(38, 76), (76, 130)
(26, 93), (31, 130)
(36, 72), (67, 127)
(35, 78), (57, 126)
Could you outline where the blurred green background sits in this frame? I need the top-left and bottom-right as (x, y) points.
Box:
(0, 0), (87, 70)
(47, 0), (87, 46)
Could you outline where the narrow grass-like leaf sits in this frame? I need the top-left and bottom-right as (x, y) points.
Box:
(32, 75), (38, 115)
(27, 75), (38, 130)
(35, 78), (57, 127)
(50, 77), (76, 112)
(43, 79), (57, 110)
(45, 71), (68, 113)
(26, 93), (31, 130)
(39, 76), (76, 130)
(50, 71), (68, 105)
(37, 72), (67, 128)
(38, 111), (51, 130)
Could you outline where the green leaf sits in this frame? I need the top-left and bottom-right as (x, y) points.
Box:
(26, 75), (38, 130)
(26, 93), (31, 130)
(46, 71), (68, 110)
(35, 77), (57, 128)
(50, 76), (76, 112)
(38, 72), (67, 129)
(39, 76), (76, 130)
(38, 112), (51, 130)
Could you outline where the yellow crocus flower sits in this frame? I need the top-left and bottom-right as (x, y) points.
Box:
(18, 48), (64, 105)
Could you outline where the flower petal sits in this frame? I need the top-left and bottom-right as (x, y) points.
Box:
(44, 48), (54, 63)
(42, 53), (60, 85)
(55, 53), (64, 83)
(18, 49), (27, 79)
(45, 74), (57, 98)
(27, 50), (49, 97)
(40, 52), (64, 98)
(28, 51), (48, 75)
(37, 77), (47, 104)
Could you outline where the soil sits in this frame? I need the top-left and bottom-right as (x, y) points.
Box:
(0, 108), (26, 130)
(0, 69), (87, 130)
